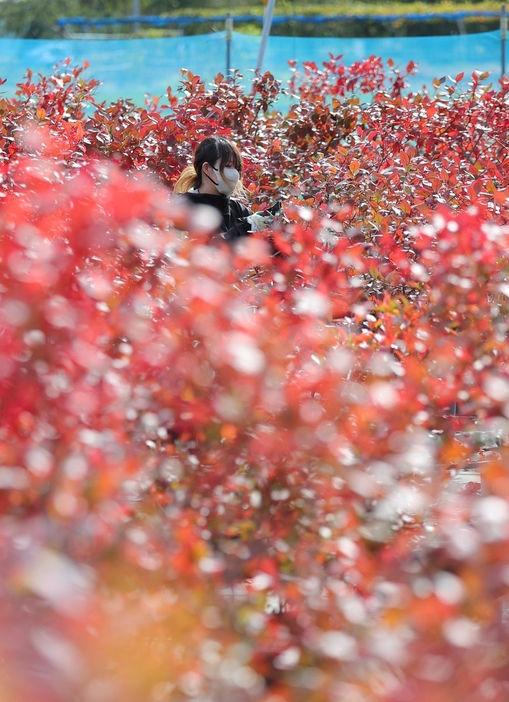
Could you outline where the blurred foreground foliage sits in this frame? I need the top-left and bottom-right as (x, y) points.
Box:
(1, 58), (509, 702)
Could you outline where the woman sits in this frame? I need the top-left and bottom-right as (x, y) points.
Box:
(174, 136), (270, 242)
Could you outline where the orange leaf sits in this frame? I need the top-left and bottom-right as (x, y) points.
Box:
(220, 424), (238, 442)
(494, 187), (509, 205)
(441, 439), (471, 467)
(349, 159), (360, 175)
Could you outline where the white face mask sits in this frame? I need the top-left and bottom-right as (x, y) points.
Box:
(210, 165), (240, 195)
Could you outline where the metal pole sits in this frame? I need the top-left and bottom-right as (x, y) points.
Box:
(502, 5), (507, 78)
(132, 0), (140, 35)
(226, 14), (233, 80)
(256, 0), (277, 72)
(456, 17), (466, 35)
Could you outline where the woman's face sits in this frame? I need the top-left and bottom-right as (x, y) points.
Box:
(203, 158), (240, 195)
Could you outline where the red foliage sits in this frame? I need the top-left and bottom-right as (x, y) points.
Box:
(1, 58), (509, 702)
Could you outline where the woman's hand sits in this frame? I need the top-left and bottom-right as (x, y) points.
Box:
(247, 213), (273, 232)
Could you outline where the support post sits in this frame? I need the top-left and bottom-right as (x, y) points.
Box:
(132, 0), (140, 35)
(226, 14), (233, 80)
(502, 5), (507, 78)
(256, 0), (277, 72)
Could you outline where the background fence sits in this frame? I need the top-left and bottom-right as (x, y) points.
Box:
(0, 29), (502, 106)
(56, 11), (502, 30)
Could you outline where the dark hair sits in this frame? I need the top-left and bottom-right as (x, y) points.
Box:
(174, 136), (244, 194)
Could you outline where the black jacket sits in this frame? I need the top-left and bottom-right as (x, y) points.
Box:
(182, 192), (252, 242)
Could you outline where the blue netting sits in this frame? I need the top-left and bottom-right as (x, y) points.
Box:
(0, 30), (502, 106)
(56, 12), (501, 27)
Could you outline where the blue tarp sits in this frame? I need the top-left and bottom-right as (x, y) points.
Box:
(0, 31), (502, 107)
